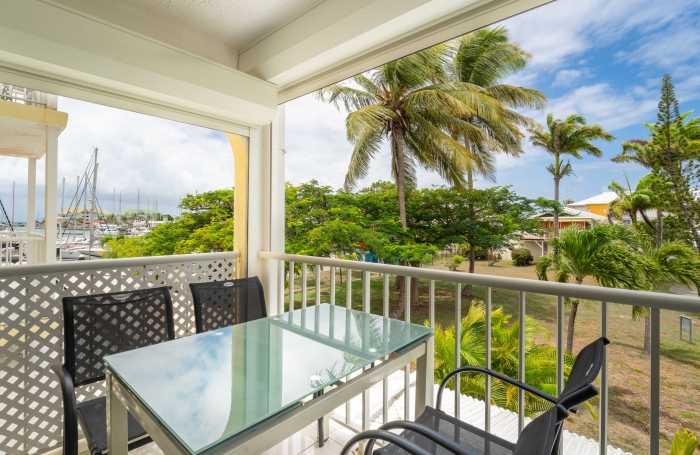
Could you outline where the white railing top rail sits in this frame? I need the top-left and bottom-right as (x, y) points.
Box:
(259, 251), (700, 312)
(0, 251), (239, 278)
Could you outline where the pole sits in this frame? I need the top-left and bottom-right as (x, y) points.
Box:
(83, 173), (88, 237)
(118, 191), (122, 223)
(11, 180), (15, 228)
(61, 177), (65, 215)
(89, 148), (98, 255)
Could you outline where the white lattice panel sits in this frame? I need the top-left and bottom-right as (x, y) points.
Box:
(0, 255), (236, 455)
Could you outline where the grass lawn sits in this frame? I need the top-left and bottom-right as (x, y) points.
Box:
(283, 259), (700, 455)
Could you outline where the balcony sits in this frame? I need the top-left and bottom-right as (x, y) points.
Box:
(1, 250), (696, 455)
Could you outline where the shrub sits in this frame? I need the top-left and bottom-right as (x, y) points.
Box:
(445, 255), (464, 271)
(487, 250), (502, 266)
(670, 429), (699, 455)
(512, 248), (533, 266)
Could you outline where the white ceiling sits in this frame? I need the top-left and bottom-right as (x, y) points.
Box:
(50, 0), (325, 63)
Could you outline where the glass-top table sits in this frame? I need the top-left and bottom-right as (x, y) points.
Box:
(105, 304), (433, 455)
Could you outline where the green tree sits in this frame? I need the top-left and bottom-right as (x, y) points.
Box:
(433, 301), (593, 418)
(103, 189), (234, 257)
(607, 172), (656, 230)
(528, 114), (615, 237)
(449, 27), (545, 274)
(647, 75), (700, 251)
(535, 224), (648, 352)
(317, 44), (476, 229)
(409, 185), (539, 297)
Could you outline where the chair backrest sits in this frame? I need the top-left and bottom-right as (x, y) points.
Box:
(189, 277), (266, 333)
(62, 287), (175, 386)
(512, 405), (567, 455)
(558, 336), (610, 409)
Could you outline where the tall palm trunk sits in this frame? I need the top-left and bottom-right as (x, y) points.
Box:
(566, 279), (583, 353)
(391, 129), (418, 318)
(553, 162), (561, 238)
(656, 209), (663, 246)
(462, 165), (476, 298)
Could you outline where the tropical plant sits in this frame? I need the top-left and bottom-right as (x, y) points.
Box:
(511, 248), (533, 266)
(446, 255), (465, 271)
(535, 224), (649, 352)
(670, 429), (699, 455)
(635, 236), (700, 356)
(318, 44), (476, 229)
(607, 172), (656, 230)
(448, 27), (546, 276)
(529, 114), (615, 237)
(432, 301), (594, 418)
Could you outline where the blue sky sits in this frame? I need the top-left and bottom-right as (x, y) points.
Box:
(285, 0), (700, 204)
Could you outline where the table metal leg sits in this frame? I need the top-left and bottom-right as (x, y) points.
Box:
(415, 338), (434, 417)
(313, 389), (330, 447)
(107, 372), (129, 455)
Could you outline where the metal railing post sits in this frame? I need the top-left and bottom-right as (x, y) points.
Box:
(599, 301), (609, 455)
(518, 291), (526, 434)
(650, 307), (660, 455)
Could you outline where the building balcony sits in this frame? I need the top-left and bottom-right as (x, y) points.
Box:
(1, 251), (695, 455)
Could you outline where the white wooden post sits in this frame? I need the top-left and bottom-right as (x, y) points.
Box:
(230, 105), (284, 315)
(44, 125), (59, 263)
(26, 158), (36, 264)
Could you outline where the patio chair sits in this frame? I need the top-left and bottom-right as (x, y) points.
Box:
(353, 337), (610, 455)
(189, 276), (266, 333)
(52, 287), (175, 455)
(342, 403), (569, 455)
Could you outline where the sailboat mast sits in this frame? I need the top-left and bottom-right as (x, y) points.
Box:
(89, 148), (98, 254)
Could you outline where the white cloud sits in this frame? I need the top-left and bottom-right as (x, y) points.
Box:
(552, 69), (586, 87)
(527, 83), (658, 132)
(0, 96), (234, 219)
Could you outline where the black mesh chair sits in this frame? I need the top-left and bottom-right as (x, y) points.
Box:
(356, 337), (609, 455)
(52, 287), (175, 455)
(343, 404), (569, 455)
(189, 277), (266, 333)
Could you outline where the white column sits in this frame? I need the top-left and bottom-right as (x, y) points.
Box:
(26, 158), (37, 264)
(245, 106), (285, 314)
(44, 126), (59, 263)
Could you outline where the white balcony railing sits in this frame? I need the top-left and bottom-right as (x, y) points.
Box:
(0, 83), (50, 108)
(0, 233), (46, 266)
(259, 251), (700, 455)
(0, 252), (238, 455)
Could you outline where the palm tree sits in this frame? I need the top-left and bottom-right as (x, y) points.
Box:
(535, 224), (648, 352)
(318, 44), (480, 229)
(607, 173), (656, 230)
(635, 238), (700, 356)
(432, 301), (594, 418)
(318, 44), (512, 317)
(449, 27), (546, 188)
(529, 114), (615, 237)
(448, 27), (546, 296)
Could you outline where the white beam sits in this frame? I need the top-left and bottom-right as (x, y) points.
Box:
(0, 0), (277, 134)
(44, 125), (59, 264)
(239, 0), (552, 103)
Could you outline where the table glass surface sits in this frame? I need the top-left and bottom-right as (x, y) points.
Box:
(104, 304), (433, 454)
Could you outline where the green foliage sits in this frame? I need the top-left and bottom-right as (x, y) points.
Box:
(670, 429), (699, 455)
(103, 189), (234, 258)
(445, 255), (465, 271)
(432, 301), (594, 418)
(511, 248), (533, 266)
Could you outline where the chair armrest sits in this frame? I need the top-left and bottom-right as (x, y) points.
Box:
(340, 430), (434, 455)
(51, 364), (79, 455)
(436, 366), (557, 411)
(368, 421), (477, 455)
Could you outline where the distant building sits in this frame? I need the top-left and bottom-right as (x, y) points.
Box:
(566, 192), (618, 217)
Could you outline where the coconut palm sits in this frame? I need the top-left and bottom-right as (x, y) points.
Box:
(449, 27), (546, 188)
(318, 44), (485, 229)
(535, 224), (649, 353)
(432, 301), (594, 418)
(529, 114), (615, 237)
(448, 27), (546, 295)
